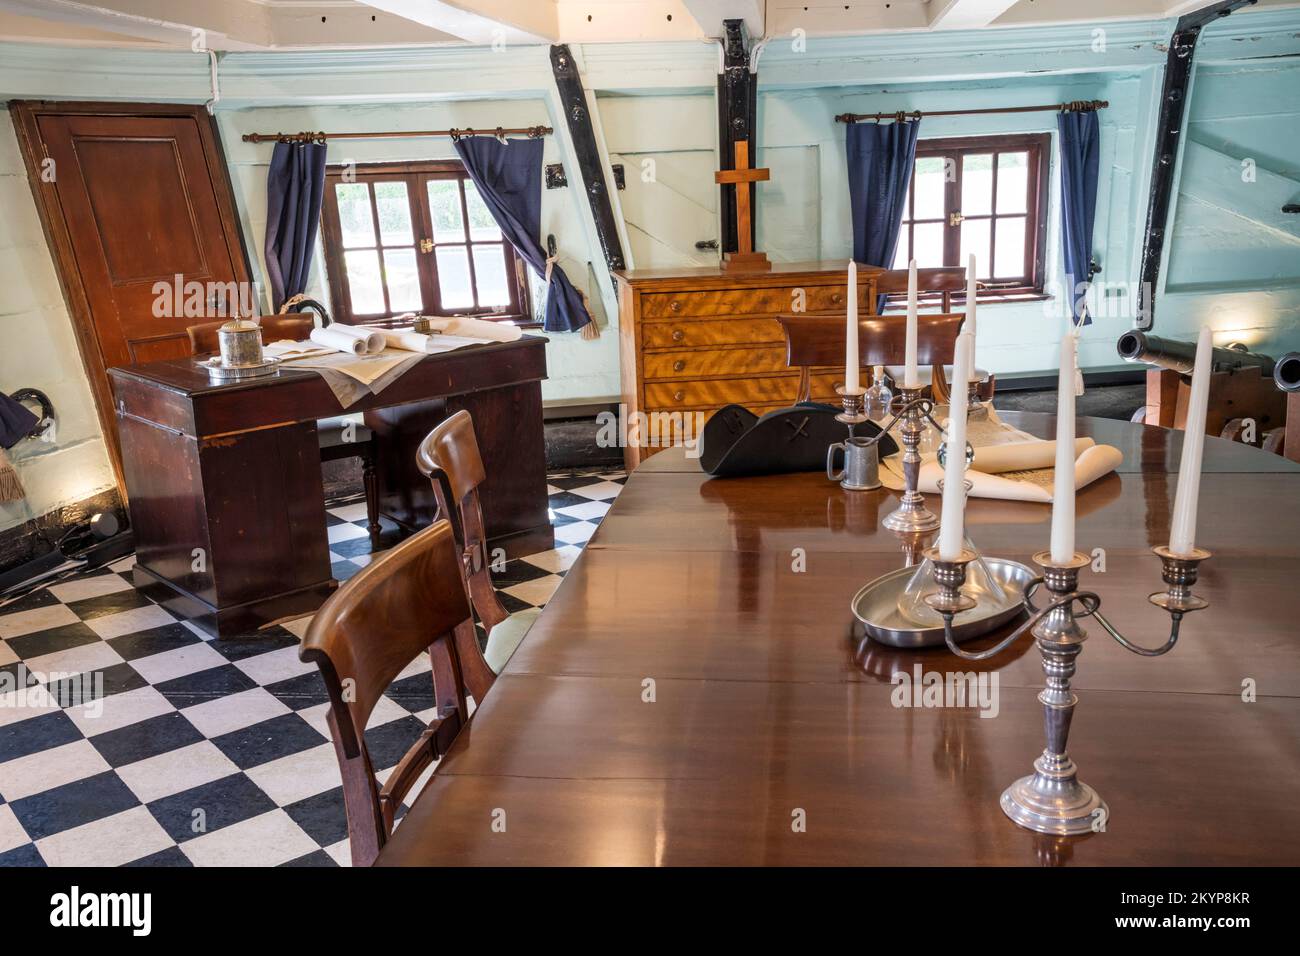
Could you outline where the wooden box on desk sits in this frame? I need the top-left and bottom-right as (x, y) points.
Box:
(614, 261), (884, 471)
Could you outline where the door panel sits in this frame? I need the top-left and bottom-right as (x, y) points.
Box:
(35, 113), (247, 371)
(13, 102), (252, 487)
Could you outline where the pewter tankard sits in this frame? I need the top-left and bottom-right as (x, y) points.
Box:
(826, 436), (881, 491)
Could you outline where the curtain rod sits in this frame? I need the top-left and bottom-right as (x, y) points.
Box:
(835, 100), (1108, 124)
(240, 125), (553, 144)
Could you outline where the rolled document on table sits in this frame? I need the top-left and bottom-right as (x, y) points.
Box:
(396, 315), (523, 342)
(310, 326), (384, 355)
(970, 437), (1095, 475)
(363, 328), (489, 353)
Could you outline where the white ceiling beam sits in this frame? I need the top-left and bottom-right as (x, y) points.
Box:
(0, 0), (463, 51)
(928, 0), (1024, 31)
(357, 0), (558, 45)
(680, 0), (764, 38)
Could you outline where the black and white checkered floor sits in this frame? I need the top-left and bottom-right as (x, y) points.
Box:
(0, 471), (625, 867)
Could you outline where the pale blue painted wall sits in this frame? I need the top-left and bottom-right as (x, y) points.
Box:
(1160, 57), (1300, 358)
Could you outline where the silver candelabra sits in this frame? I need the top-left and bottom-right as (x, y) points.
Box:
(921, 544), (1213, 835)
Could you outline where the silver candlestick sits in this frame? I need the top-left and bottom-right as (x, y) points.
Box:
(922, 544), (1213, 835)
(881, 386), (941, 533)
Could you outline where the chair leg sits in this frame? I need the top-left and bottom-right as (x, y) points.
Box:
(362, 443), (382, 546)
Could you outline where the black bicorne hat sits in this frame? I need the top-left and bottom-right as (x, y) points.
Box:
(699, 401), (897, 478)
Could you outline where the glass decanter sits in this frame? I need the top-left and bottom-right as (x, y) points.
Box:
(865, 366), (893, 421)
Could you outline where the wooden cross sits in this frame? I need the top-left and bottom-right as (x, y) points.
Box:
(715, 140), (771, 272)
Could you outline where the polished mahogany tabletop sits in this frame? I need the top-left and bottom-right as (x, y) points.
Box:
(377, 412), (1300, 866)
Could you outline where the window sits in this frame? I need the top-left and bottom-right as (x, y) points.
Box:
(892, 133), (1050, 300)
(320, 161), (531, 324)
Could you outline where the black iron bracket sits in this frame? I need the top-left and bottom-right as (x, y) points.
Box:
(546, 162), (623, 191)
(1136, 0), (1257, 330)
(549, 45), (626, 272)
(717, 19), (757, 255)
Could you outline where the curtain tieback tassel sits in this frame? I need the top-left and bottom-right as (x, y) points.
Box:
(0, 447), (25, 503)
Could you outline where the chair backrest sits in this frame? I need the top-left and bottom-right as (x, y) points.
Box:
(777, 312), (965, 401)
(876, 266), (968, 312)
(185, 315), (315, 355)
(299, 519), (474, 866)
(415, 410), (503, 699)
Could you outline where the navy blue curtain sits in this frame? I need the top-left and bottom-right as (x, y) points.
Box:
(265, 141), (327, 312)
(1058, 110), (1100, 327)
(453, 136), (592, 334)
(847, 119), (920, 311)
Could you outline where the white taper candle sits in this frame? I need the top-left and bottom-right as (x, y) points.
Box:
(845, 260), (859, 392)
(1049, 331), (1079, 564)
(937, 332), (973, 560)
(965, 253), (978, 383)
(904, 259), (920, 389)
(1168, 325), (1213, 556)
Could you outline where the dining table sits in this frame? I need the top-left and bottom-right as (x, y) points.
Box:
(376, 411), (1300, 866)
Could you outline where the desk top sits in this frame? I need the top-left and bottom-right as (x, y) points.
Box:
(377, 414), (1300, 866)
(107, 335), (548, 439)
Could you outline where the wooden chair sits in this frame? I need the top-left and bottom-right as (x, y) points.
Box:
(875, 266), (967, 313)
(416, 409), (538, 679)
(186, 315), (382, 545)
(299, 519), (477, 867)
(777, 312), (967, 404)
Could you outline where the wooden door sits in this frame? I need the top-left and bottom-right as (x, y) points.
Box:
(11, 102), (252, 487)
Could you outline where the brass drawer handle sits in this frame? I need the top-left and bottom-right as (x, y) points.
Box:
(671, 328), (685, 342)
(673, 360), (686, 372)
(831, 293), (844, 305)
(673, 389), (686, 403)
(669, 300), (682, 312)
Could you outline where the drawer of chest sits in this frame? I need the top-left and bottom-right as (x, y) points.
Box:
(641, 284), (859, 320)
(643, 346), (788, 380)
(642, 318), (784, 349)
(645, 375), (801, 409)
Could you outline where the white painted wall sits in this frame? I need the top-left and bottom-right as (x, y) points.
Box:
(0, 106), (116, 536)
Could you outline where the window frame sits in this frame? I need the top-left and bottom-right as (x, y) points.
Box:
(892, 132), (1051, 304)
(319, 159), (533, 326)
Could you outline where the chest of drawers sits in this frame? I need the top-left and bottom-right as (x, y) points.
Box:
(614, 262), (882, 469)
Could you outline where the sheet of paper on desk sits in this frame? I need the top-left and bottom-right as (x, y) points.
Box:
(264, 341), (416, 385)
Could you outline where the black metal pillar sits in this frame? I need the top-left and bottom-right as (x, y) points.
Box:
(717, 19), (757, 256)
(550, 44), (625, 273)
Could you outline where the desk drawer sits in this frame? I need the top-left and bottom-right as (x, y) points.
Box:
(641, 284), (859, 320)
(642, 318), (784, 350)
(643, 346), (788, 380)
(646, 375), (800, 409)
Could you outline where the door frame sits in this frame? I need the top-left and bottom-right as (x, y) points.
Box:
(10, 101), (254, 496)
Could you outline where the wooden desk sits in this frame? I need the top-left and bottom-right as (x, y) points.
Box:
(109, 336), (551, 638)
(377, 413), (1300, 865)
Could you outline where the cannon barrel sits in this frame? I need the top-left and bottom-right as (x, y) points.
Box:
(1116, 331), (1276, 376)
(1274, 351), (1300, 393)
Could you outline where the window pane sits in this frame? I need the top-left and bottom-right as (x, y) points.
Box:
(435, 246), (474, 308)
(335, 183), (375, 248)
(993, 216), (1027, 279)
(961, 153), (993, 216)
(472, 244), (510, 307)
(464, 184), (502, 241)
(374, 181), (413, 246)
(913, 222), (944, 268)
(428, 180), (466, 243)
(913, 157), (946, 220)
(892, 231), (910, 269)
(960, 219), (991, 277)
(344, 249), (385, 313)
(996, 152), (1029, 214)
(384, 248), (421, 312)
